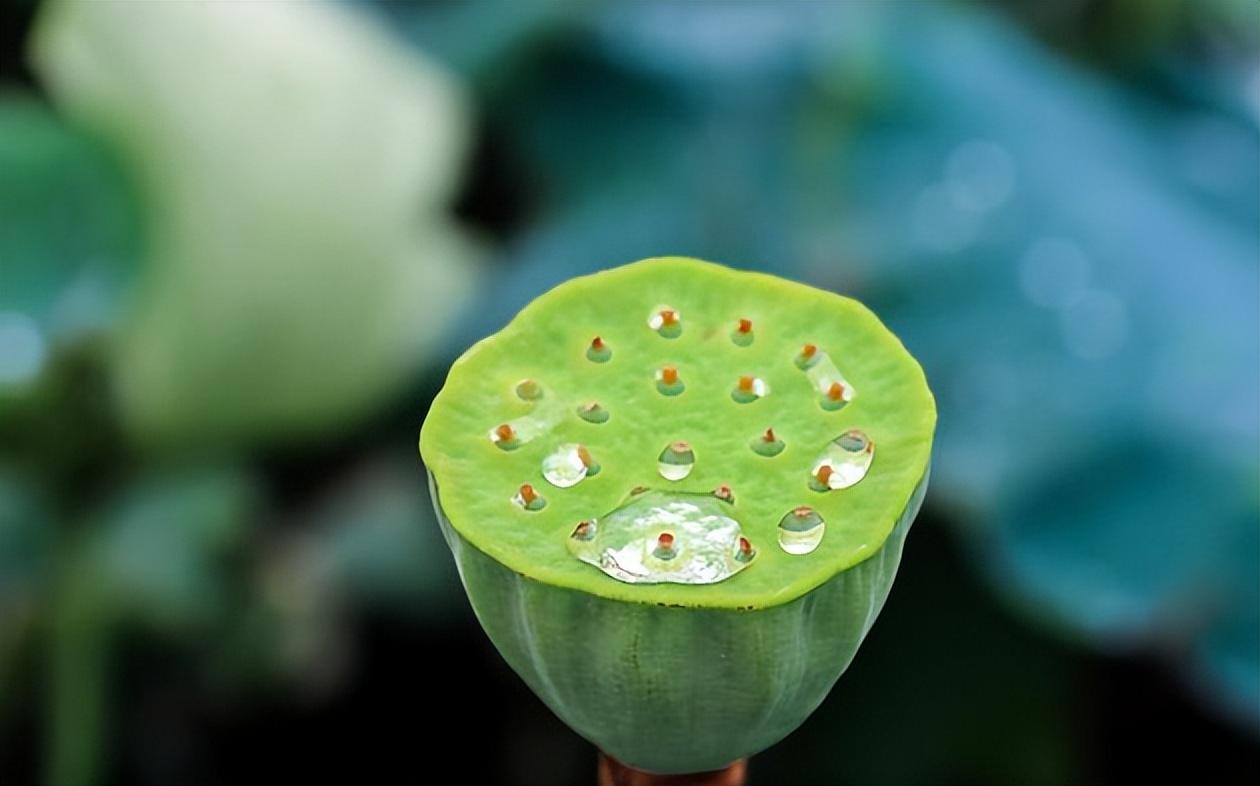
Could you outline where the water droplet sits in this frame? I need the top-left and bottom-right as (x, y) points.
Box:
(731, 318), (754, 347)
(490, 423), (520, 450)
(731, 375), (769, 403)
(751, 427), (785, 457)
(577, 402), (609, 424)
(543, 444), (593, 488)
(648, 306), (682, 338)
(567, 490), (756, 584)
(587, 336), (612, 363)
(655, 365), (685, 396)
(778, 506), (825, 555)
(657, 441), (695, 481)
(796, 346), (856, 410)
(515, 379), (543, 401)
(811, 429), (874, 489)
(512, 483), (546, 511)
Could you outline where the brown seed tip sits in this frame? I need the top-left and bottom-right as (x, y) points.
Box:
(827, 381), (845, 400)
(495, 424), (515, 442)
(660, 309), (677, 326)
(738, 536), (752, 555)
(763, 428), (777, 442)
(577, 446), (596, 468)
(738, 375), (754, 392)
(802, 343), (817, 359)
(714, 484), (734, 502)
(793, 505), (814, 517)
(671, 441), (690, 453)
(591, 336), (605, 350)
(661, 366), (679, 385)
(657, 532), (675, 548)
(737, 318), (752, 334)
(816, 465), (833, 484)
(519, 484), (537, 504)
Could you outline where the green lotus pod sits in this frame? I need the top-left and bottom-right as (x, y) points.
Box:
(420, 257), (935, 773)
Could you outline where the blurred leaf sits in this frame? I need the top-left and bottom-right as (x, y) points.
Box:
(0, 94), (139, 394)
(91, 466), (255, 630)
(29, 0), (482, 447)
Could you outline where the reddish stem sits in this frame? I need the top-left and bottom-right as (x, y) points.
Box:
(597, 754), (747, 786)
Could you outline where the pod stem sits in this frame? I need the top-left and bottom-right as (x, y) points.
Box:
(597, 753), (747, 786)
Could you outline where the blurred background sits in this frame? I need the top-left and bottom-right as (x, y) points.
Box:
(1, 0), (1257, 784)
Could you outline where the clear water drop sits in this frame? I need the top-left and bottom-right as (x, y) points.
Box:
(567, 489), (756, 584)
(778, 506), (825, 555)
(542, 443), (593, 488)
(811, 429), (874, 489)
(657, 441), (695, 481)
(796, 345), (857, 409)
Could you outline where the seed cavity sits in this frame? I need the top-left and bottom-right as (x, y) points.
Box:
(657, 441), (696, 481)
(515, 379), (543, 401)
(542, 443), (597, 488)
(655, 365), (685, 396)
(586, 336), (612, 363)
(751, 427), (785, 457)
(811, 429), (874, 489)
(731, 318), (754, 347)
(566, 489), (755, 584)
(712, 484), (735, 504)
(653, 532), (678, 560)
(731, 374), (769, 404)
(512, 483), (546, 511)
(795, 343), (819, 369)
(648, 306), (682, 338)
(778, 506), (826, 555)
(490, 423), (520, 450)
(577, 402), (609, 424)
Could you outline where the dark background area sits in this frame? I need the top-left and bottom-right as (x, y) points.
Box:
(2, 1), (1257, 784)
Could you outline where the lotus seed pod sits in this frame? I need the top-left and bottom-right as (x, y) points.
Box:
(420, 257), (935, 774)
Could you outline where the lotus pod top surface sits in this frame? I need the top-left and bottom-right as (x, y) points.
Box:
(420, 257), (935, 609)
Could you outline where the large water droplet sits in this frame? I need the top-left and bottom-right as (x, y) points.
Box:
(657, 441), (695, 481)
(811, 429), (874, 489)
(778, 506), (825, 555)
(567, 489), (756, 584)
(542, 443), (595, 488)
